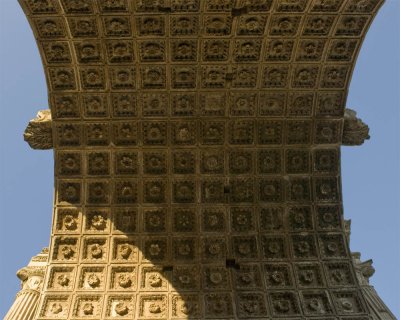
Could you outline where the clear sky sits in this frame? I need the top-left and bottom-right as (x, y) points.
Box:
(0, 0), (399, 318)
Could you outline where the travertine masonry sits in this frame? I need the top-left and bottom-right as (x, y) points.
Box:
(4, 249), (47, 320)
(7, 0), (395, 319)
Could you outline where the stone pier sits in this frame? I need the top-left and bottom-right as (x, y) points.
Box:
(4, 249), (47, 320)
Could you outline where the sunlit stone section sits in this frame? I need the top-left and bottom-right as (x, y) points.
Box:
(4, 249), (48, 320)
(23, 110), (53, 150)
(14, 0), (395, 319)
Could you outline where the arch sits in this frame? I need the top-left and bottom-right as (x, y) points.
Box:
(6, 0), (395, 319)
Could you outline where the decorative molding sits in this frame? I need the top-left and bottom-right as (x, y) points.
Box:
(23, 110), (53, 150)
(4, 249), (48, 320)
(10, 0), (395, 319)
(342, 108), (370, 146)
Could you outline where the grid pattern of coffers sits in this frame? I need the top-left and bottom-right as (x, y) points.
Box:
(19, 0), (383, 319)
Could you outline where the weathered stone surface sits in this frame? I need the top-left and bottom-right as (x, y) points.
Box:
(343, 108), (371, 146)
(6, 0), (395, 319)
(4, 249), (47, 320)
(23, 110), (53, 150)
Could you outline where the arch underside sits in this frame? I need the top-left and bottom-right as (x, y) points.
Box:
(19, 0), (388, 319)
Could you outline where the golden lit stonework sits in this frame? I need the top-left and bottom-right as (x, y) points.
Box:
(5, 0), (395, 319)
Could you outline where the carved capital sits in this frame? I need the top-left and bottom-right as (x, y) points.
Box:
(342, 109), (370, 146)
(17, 266), (46, 281)
(23, 110), (53, 150)
(352, 252), (375, 285)
(15, 248), (48, 292)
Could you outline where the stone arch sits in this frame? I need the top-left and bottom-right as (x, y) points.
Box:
(7, 0), (395, 319)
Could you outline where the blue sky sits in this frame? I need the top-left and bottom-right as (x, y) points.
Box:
(0, 0), (399, 318)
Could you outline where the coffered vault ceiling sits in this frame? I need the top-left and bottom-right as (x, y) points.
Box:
(7, 0), (394, 319)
